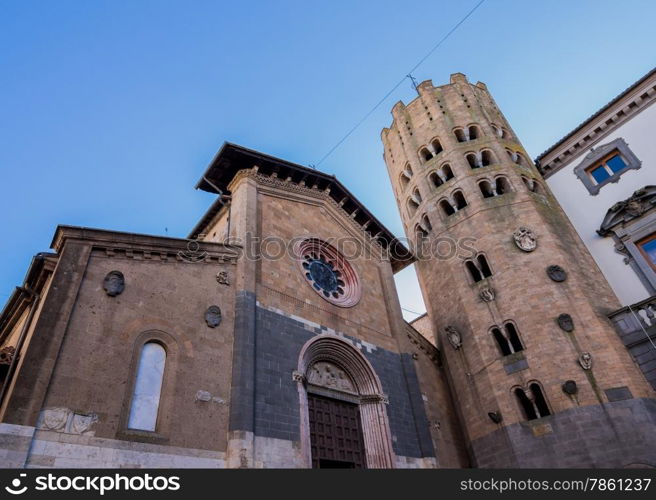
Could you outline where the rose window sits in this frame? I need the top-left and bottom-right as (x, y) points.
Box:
(294, 238), (361, 307)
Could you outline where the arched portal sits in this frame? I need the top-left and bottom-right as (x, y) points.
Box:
(295, 334), (395, 468)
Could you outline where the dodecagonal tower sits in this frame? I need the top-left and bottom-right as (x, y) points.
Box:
(382, 73), (656, 468)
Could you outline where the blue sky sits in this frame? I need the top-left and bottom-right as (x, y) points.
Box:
(1, 0), (654, 319)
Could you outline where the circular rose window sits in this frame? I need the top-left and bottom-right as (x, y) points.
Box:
(293, 238), (361, 307)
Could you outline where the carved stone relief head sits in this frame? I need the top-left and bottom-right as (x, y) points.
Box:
(546, 265), (567, 282)
(205, 305), (222, 328)
(557, 313), (574, 332)
(103, 271), (125, 297)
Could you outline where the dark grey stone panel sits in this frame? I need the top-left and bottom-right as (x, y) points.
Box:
(251, 305), (434, 458)
(470, 398), (656, 468)
(253, 307), (313, 442)
(400, 353), (435, 457)
(610, 311), (656, 392)
(605, 386), (633, 402)
(228, 291), (257, 432)
(503, 357), (529, 375)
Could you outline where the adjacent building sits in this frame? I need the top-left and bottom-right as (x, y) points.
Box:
(536, 68), (656, 390)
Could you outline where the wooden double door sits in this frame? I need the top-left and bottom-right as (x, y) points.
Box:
(308, 393), (366, 468)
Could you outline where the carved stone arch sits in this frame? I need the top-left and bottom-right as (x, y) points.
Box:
(296, 334), (395, 468)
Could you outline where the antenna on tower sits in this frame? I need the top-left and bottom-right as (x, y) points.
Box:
(407, 74), (419, 93)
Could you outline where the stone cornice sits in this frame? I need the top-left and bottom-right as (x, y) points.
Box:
(405, 321), (440, 366)
(234, 169), (394, 258)
(0, 253), (57, 343)
(51, 226), (241, 265)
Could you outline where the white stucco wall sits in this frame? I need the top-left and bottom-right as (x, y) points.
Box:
(545, 102), (656, 306)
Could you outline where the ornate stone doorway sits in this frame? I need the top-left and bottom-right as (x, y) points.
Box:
(296, 334), (395, 468)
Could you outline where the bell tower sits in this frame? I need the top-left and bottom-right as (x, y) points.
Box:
(382, 73), (656, 468)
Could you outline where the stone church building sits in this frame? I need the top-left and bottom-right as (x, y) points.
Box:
(0, 74), (655, 468)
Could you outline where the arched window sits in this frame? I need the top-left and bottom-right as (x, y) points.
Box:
(128, 342), (166, 432)
(407, 198), (419, 216)
(479, 180), (494, 198)
(431, 138), (443, 155)
(439, 199), (455, 217)
(454, 128), (467, 143)
(491, 124), (502, 138)
(514, 388), (537, 420)
(416, 215), (431, 240)
(453, 191), (467, 210)
(495, 176), (511, 195)
(399, 164), (413, 189)
(477, 254), (492, 278)
(500, 128), (510, 139)
(507, 150), (526, 166)
(419, 147), (433, 162)
(430, 171), (444, 187)
(491, 322), (524, 356)
(420, 214), (432, 232)
(468, 125), (481, 140)
(465, 254), (492, 283)
(442, 164), (454, 181)
(466, 153), (479, 169)
(491, 327), (512, 356)
(481, 150), (494, 166)
(412, 188), (422, 204)
(522, 176), (542, 194)
(515, 153), (527, 166)
(466, 261), (482, 282)
(514, 383), (551, 421)
(504, 322), (523, 352)
(530, 383), (551, 417)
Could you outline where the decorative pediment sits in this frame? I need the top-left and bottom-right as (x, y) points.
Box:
(598, 186), (656, 236)
(582, 140), (620, 163)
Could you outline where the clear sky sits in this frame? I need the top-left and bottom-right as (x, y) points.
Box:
(1, 0), (654, 320)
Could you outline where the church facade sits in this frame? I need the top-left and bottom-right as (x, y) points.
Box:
(0, 74), (655, 468)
